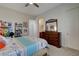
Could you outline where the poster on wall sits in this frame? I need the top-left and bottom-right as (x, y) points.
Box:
(15, 23), (22, 37)
(0, 20), (13, 37)
(22, 21), (28, 36)
(8, 22), (13, 32)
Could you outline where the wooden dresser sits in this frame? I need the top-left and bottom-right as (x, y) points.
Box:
(40, 31), (61, 48)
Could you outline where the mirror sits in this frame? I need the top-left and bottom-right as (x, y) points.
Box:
(45, 19), (58, 32)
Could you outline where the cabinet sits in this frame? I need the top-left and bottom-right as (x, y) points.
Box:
(40, 31), (61, 48)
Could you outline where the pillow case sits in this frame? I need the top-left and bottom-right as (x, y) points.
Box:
(0, 35), (6, 49)
(0, 41), (5, 49)
(0, 35), (8, 45)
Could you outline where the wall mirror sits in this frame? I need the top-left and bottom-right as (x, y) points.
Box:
(46, 19), (58, 32)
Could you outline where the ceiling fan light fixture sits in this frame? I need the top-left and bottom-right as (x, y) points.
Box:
(33, 3), (39, 8)
(29, 2), (33, 4)
(25, 3), (39, 8)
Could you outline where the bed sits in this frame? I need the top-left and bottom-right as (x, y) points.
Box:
(0, 36), (48, 56)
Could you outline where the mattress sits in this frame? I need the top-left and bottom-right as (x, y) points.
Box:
(0, 36), (48, 56)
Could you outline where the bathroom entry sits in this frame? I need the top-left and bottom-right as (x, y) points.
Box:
(38, 17), (45, 32)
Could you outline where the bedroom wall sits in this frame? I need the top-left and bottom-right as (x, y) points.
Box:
(37, 3), (79, 50)
(0, 6), (28, 33)
(0, 5), (38, 37)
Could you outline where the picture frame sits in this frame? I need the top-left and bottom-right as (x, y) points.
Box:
(22, 21), (28, 36)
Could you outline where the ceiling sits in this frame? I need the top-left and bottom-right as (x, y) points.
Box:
(0, 3), (61, 16)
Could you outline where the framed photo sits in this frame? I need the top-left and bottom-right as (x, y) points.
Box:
(23, 21), (28, 35)
(23, 22), (28, 27)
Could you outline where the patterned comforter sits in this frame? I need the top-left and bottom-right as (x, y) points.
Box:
(0, 36), (48, 56)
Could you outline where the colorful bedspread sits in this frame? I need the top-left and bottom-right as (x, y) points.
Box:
(0, 36), (48, 56)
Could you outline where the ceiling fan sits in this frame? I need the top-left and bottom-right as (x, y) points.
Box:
(25, 3), (39, 8)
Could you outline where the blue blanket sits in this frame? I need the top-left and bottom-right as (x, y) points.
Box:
(17, 37), (38, 56)
(17, 37), (34, 46)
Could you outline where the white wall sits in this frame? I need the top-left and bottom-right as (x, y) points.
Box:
(38, 3), (79, 50)
(0, 6), (38, 37)
(0, 6), (28, 32)
(64, 7), (79, 50)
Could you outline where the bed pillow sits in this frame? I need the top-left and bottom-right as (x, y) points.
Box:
(0, 41), (5, 49)
(0, 35), (8, 45)
(0, 36), (6, 49)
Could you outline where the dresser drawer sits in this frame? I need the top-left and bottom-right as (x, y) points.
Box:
(49, 34), (59, 37)
(39, 31), (61, 48)
(49, 41), (60, 47)
(49, 36), (58, 40)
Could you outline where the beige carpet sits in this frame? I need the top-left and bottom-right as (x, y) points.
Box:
(47, 45), (79, 56)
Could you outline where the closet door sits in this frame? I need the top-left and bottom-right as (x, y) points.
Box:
(29, 19), (38, 37)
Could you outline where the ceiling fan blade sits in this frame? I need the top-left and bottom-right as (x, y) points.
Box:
(25, 3), (29, 7)
(33, 3), (39, 8)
